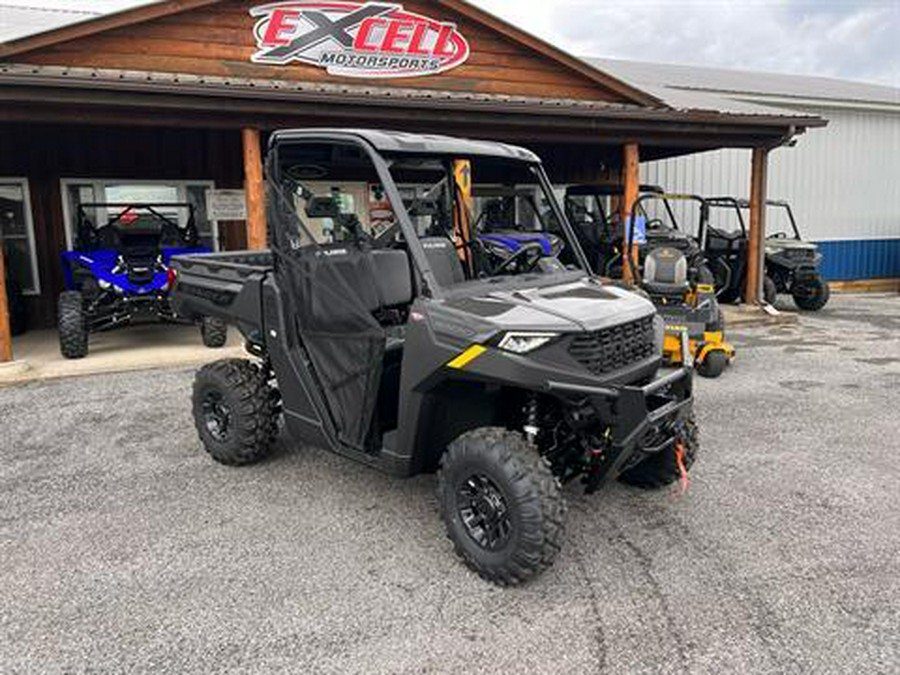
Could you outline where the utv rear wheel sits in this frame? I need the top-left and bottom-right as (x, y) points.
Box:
(58, 291), (88, 359)
(437, 427), (565, 586)
(201, 316), (228, 348)
(763, 276), (778, 305)
(696, 350), (728, 379)
(192, 359), (280, 466)
(619, 413), (698, 489)
(793, 277), (830, 311)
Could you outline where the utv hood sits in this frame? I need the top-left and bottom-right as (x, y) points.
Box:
(440, 278), (656, 334)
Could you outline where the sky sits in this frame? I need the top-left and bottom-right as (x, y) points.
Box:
(2, 0), (898, 87)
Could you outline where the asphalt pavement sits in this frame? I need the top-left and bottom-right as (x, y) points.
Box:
(1, 293), (898, 674)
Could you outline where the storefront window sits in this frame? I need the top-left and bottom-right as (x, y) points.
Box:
(0, 179), (39, 294)
(62, 180), (219, 251)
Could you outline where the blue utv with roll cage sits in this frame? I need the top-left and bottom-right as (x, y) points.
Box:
(58, 202), (227, 358)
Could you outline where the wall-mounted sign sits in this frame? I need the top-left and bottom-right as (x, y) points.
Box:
(250, 2), (470, 79)
(206, 190), (248, 221)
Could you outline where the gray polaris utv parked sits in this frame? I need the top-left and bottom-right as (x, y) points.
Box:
(172, 129), (697, 585)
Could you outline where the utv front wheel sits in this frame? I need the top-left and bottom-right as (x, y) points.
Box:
(192, 359), (280, 466)
(201, 316), (228, 348)
(793, 277), (830, 311)
(58, 291), (88, 359)
(437, 428), (565, 586)
(619, 413), (698, 489)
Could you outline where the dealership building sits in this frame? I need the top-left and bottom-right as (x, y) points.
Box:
(0, 0), (878, 345)
(592, 58), (900, 282)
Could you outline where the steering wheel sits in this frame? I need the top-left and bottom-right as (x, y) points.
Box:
(645, 218), (666, 230)
(494, 241), (545, 275)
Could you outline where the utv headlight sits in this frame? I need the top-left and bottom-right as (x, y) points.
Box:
(497, 332), (558, 354)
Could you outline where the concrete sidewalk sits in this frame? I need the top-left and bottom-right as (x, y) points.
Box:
(0, 323), (246, 387)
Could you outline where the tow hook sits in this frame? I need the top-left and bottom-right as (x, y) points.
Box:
(674, 439), (690, 495)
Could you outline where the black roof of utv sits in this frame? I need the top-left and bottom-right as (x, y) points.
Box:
(269, 129), (540, 162)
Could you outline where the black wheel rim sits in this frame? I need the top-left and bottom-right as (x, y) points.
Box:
(457, 473), (512, 551)
(202, 391), (232, 442)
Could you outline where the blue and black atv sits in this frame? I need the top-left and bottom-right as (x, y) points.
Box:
(58, 203), (227, 358)
(471, 187), (568, 275)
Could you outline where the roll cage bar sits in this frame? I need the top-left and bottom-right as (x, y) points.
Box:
(265, 132), (593, 299)
(706, 197), (802, 240)
(564, 184), (665, 229)
(74, 202), (199, 250)
(625, 192), (712, 249)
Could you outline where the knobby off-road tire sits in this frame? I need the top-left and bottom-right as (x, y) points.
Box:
(192, 359), (280, 466)
(793, 277), (830, 311)
(763, 276), (778, 305)
(619, 413), (699, 489)
(200, 316), (228, 348)
(437, 427), (566, 586)
(58, 290), (88, 359)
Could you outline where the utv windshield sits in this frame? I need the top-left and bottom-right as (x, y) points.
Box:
(271, 142), (588, 291)
(386, 155), (586, 288)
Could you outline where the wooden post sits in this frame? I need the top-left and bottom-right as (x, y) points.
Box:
(242, 127), (267, 250)
(0, 247), (13, 363)
(745, 147), (769, 304)
(620, 142), (640, 283)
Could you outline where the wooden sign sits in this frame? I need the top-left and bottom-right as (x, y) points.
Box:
(250, 2), (470, 78)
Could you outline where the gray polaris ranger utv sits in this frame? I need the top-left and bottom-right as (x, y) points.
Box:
(172, 130), (696, 585)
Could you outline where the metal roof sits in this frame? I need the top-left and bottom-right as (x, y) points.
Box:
(0, 62), (827, 130)
(271, 129), (541, 161)
(590, 58), (900, 108)
(0, 5), (97, 43)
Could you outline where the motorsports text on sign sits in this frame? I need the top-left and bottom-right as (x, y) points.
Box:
(250, 2), (471, 78)
(206, 190), (248, 221)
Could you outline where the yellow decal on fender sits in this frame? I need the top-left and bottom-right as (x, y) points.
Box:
(447, 345), (487, 369)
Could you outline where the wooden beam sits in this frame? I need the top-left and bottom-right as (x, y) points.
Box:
(620, 142), (640, 283)
(242, 127), (266, 251)
(0, 247), (13, 363)
(745, 147), (770, 304)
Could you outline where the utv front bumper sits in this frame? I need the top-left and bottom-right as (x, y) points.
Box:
(547, 366), (693, 492)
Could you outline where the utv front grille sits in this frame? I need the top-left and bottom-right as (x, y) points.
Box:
(568, 316), (656, 375)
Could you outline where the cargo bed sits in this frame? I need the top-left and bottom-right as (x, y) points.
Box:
(170, 250), (274, 343)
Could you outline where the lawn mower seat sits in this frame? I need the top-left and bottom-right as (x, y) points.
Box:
(642, 246), (690, 299)
(421, 237), (465, 287)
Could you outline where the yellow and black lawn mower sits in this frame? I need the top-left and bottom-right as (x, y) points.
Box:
(625, 192), (735, 378)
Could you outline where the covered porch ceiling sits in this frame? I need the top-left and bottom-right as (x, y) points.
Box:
(0, 63), (825, 166)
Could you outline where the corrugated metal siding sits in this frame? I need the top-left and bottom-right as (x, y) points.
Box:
(818, 240), (900, 280)
(641, 106), (900, 280)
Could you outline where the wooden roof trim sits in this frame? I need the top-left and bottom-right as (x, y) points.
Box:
(0, 0), (221, 58)
(436, 0), (664, 108)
